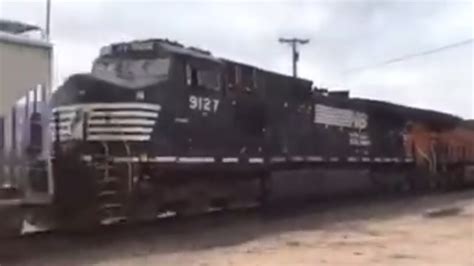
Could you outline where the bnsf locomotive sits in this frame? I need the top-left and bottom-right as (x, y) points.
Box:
(9, 39), (474, 232)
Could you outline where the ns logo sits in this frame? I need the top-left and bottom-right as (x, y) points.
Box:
(189, 95), (219, 113)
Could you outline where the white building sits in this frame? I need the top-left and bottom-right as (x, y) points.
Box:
(0, 19), (52, 187)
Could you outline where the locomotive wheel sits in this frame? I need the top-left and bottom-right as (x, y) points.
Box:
(404, 169), (430, 193)
(452, 168), (466, 189)
(444, 173), (458, 191)
(259, 172), (271, 207)
(454, 174), (465, 189)
(54, 206), (101, 234)
(398, 176), (413, 193)
(176, 194), (210, 217)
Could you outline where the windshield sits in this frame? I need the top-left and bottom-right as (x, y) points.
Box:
(92, 57), (171, 88)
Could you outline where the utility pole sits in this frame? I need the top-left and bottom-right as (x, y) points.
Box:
(279, 38), (309, 77)
(45, 0), (51, 39)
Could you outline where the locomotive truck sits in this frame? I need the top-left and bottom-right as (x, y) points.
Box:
(1, 38), (474, 234)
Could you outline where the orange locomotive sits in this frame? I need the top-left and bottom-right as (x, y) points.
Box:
(405, 120), (474, 188)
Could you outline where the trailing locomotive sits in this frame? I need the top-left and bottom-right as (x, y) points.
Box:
(12, 39), (474, 231)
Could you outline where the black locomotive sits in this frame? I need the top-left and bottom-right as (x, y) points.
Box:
(19, 39), (471, 230)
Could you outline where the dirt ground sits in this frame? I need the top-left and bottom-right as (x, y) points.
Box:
(1, 190), (473, 266)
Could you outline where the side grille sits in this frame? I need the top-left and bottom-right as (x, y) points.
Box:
(51, 102), (160, 142)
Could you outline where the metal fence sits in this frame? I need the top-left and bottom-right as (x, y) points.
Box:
(0, 86), (48, 191)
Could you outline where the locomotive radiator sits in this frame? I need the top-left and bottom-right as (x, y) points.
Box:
(51, 102), (161, 143)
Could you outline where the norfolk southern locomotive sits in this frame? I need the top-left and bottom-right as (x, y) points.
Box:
(7, 39), (474, 232)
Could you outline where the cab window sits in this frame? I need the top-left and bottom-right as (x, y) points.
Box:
(186, 63), (221, 92)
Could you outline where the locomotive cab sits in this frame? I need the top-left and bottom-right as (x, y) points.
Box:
(50, 40), (223, 148)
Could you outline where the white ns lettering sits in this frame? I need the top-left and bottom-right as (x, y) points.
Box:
(189, 96), (219, 113)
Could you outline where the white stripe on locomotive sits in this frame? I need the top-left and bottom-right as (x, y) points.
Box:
(87, 135), (151, 141)
(52, 102), (161, 112)
(88, 127), (153, 133)
(89, 119), (155, 126)
(90, 111), (158, 118)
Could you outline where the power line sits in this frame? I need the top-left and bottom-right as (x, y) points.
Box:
(344, 38), (473, 74)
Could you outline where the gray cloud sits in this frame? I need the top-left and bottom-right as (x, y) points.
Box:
(1, 0), (472, 117)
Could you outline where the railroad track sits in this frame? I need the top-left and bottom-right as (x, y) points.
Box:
(2, 188), (473, 266)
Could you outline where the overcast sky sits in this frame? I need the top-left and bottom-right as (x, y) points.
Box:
(1, 0), (473, 118)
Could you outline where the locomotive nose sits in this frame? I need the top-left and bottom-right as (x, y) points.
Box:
(50, 74), (161, 143)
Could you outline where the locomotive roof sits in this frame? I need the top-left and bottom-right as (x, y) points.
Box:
(98, 39), (222, 63)
(356, 98), (460, 125)
(317, 94), (461, 128)
(94, 38), (460, 127)
(223, 58), (313, 87)
(99, 38), (312, 84)
(462, 120), (474, 130)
